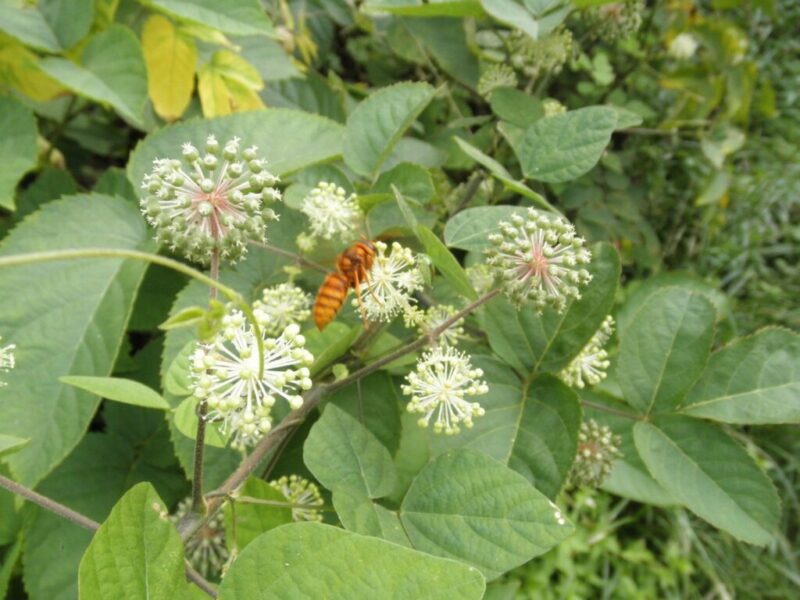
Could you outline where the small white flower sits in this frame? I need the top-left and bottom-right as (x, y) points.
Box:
(300, 181), (363, 242)
(559, 316), (614, 389)
(570, 419), (623, 488)
(254, 283), (312, 337)
(486, 208), (592, 312)
(191, 311), (314, 449)
(269, 475), (323, 522)
(402, 346), (488, 435)
(465, 263), (496, 295)
(0, 336), (15, 387)
(417, 305), (465, 348)
(358, 241), (423, 323)
(140, 135), (281, 264)
(669, 33), (699, 59)
(171, 498), (228, 578)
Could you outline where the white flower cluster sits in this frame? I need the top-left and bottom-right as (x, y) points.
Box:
(570, 419), (623, 488)
(140, 135), (281, 263)
(190, 310), (313, 450)
(253, 283), (312, 337)
(358, 241), (424, 323)
(487, 208), (592, 312)
(0, 336), (15, 387)
(171, 498), (228, 579)
(559, 316), (614, 389)
(669, 33), (699, 60)
(300, 181), (363, 242)
(402, 346), (488, 435)
(269, 475), (323, 522)
(416, 304), (466, 349)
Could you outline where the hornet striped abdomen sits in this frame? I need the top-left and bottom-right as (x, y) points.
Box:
(313, 241), (376, 330)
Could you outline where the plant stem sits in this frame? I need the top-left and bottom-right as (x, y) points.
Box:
(0, 474), (217, 597)
(580, 399), (640, 421)
(250, 241), (328, 273)
(0, 248), (240, 302)
(191, 249), (220, 514)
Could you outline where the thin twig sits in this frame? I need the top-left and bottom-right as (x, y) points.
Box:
(251, 241), (328, 273)
(0, 474), (217, 597)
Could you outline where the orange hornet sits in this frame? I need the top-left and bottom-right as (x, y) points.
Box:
(314, 241), (376, 330)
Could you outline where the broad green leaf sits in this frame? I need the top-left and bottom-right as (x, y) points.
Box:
(400, 449), (573, 579)
(160, 306), (207, 331)
(443, 205), (526, 252)
(452, 138), (554, 210)
(0, 3), (61, 52)
(514, 106), (618, 182)
(489, 88), (543, 127)
(24, 431), (184, 600)
(363, 0), (485, 16)
(0, 96), (38, 211)
(681, 328), (800, 424)
(304, 404), (398, 498)
(129, 109), (344, 182)
(218, 522), (485, 599)
(634, 417), (780, 545)
(618, 288), (716, 415)
(0, 536), (21, 598)
(483, 243), (620, 375)
(401, 18), (480, 89)
(146, 0), (274, 36)
(79, 483), (189, 599)
(60, 376), (170, 410)
(343, 82), (436, 178)
(0, 434), (28, 457)
(40, 0), (94, 50)
(0, 195), (152, 487)
(163, 340), (195, 397)
(417, 225), (477, 299)
(40, 25), (148, 128)
(481, 0), (538, 39)
(173, 396), (228, 447)
(142, 14), (197, 121)
(304, 322), (361, 377)
(332, 488), (411, 546)
(224, 478), (292, 551)
(373, 163), (435, 203)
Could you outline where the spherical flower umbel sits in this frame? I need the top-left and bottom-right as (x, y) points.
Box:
(570, 419), (623, 488)
(402, 346), (488, 435)
(486, 208), (592, 312)
(559, 316), (614, 389)
(669, 33), (699, 60)
(417, 304), (466, 348)
(140, 135), (281, 264)
(269, 475), (324, 522)
(190, 310), (314, 449)
(171, 497), (228, 579)
(358, 241), (424, 323)
(300, 181), (363, 241)
(254, 283), (312, 337)
(0, 336), (15, 387)
(477, 63), (518, 98)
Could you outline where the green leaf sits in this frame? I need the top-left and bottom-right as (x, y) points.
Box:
(401, 18), (480, 89)
(218, 522), (485, 599)
(304, 404), (398, 498)
(40, 0), (94, 50)
(304, 322), (361, 377)
(483, 243), (620, 375)
(60, 376), (170, 410)
(681, 328), (800, 424)
(79, 483), (190, 599)
(0, 434), (28, 457)
(481, 0), (539, 39)
(343, 82), (436, 178)
(0, 195), (152, 487)
(224, 478), (292, 551)
(400, 449), (573, 579)
(618, 288), (716, 415)
(634, 416), (780, 545)
(363, 0), (485, 17)
(129, 109), (344, 183)
(0, 96), (38, 211)
(416, 225), (477, 299)
(373, 163), (435, 203)
(489, 88), (543, 127)
(514, 106), (618, 182)
(146, 0), (274, 36)
(0, 3), (61, 52)
(452, 138), (554, 210)
(0, 536), (21, 599)
(443, 205), (526, 252)
(332, 489), (411, 546)
(160, 305), (207, 331)
(173, 396), (228, 447)
(40, 25), (148, 128)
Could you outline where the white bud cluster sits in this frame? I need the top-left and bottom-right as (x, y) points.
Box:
(359, 241), (424, 323)
(486, 208), (592, 312)
(477, 63), (518, 98)
(140, 135), (281, 264)
(253, 283), (312, 337)
(559, 316), (614, 389)
(402, 346), (488, 435)
(190, 310), (314, 450)
(669, 33), (699, 60)
(269, 474), (323, 522)
(171, 498), (228, 579)
(300, 181), (363, 242)
(0, 336), (15, 387)
(570, 419), (623, 488)
(417, 305), (466, 348)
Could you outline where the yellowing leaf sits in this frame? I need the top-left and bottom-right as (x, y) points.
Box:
(225, 77), (264, 111)
(0, 41), (65, 102)
(198, 62), (232, 116)
(210, 49), (262, 90)
(141, 15), (196, 121)
(197, 51), (265, 117)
